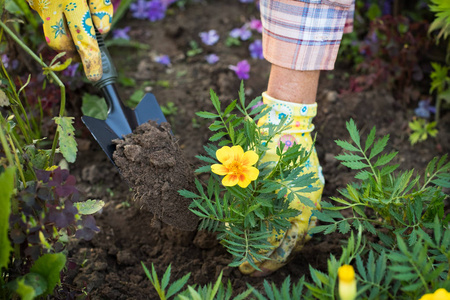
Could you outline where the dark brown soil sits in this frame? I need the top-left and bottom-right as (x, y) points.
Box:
(112, 121), (198, 231)
(63, 0), (450, 299)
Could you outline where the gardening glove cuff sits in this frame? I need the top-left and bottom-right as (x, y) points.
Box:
(27, 0), (114, 81)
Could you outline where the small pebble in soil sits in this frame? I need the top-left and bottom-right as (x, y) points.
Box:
(113, 121), (198, 231)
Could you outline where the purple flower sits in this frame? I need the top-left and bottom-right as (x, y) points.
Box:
(199, 30), (219, 46)
(154, 55), (171, 66)
(205, 54), (219, 64)
(229, 60), (250, 80)
(414, 99), (436, 119)
(248, 19), (262, 33)
(62, 62), (80, 77)
(240, 0), (254, 3)
(1, 54), (18, 70)
(249, 39), (263, 59)
(148, 0), (166, 22)
(229, 26), (252, 41)
(130, 0), (150, 19)
(112, 26), (131, 40)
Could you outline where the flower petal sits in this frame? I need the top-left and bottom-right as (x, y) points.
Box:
(242, 150), (259, 166)
(211, 164), (229, 175)
(230, 145), (244, 161)
(242, 166), (259, 180)
(222, 174), (238, 186)
(238, 174), (251, 188)
(216, 146), (232, 164)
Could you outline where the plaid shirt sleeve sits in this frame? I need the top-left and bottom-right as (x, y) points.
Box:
(260, 0), (355, 71)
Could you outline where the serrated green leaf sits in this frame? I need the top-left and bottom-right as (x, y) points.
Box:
(341, 160), (369, 170)
(196, 111), (220, 119)
(335, 153), (364, 161)
(369, 135), (389, 160)
(210, 88), (221, 113)
(166, 273), (190, 298)
(74, 199), (105, 215)
(338, 221), (351, 234)
(355, 170), (371, 180)
(224, 100), (237, 116)
(179, 189), (200, 199)
(374, 152), (397, 167)
(335, 139), (360, 152)
(210, 131), (228, 142)
(400, 281), (423, 292)
(161, 264), (171, 291)
(389, 265), (414, 273)
(195, 165), (211, 173)
(54, 116), (77, 163)
(346, 119), (361, 148)
(364, 126), (377, 152)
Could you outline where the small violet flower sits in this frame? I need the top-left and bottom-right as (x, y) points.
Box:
(205, 54), (219, 64)
(129, 0), (150, 19)
(249, 39), (263, 59)
(112, 26), (131, 40)
(199, 30), (220, 46)
(229, 60), (250, 80)
(62, 62), (80, 77)
(239, 0), (254, 3)
(229, 25), (252, 41)
(414, 99), (436, 119)
(1, 54), (18, 70)
(148, 0), (166, 22)
(248, 19), (262, 33)
(154, 55), (171, 66)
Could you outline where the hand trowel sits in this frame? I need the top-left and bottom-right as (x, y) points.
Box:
(82, 31), (167, 167)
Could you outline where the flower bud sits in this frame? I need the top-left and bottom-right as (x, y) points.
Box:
(338, 265), (357, 300)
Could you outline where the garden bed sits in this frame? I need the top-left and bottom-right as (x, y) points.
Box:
(54, 0), (450, 298)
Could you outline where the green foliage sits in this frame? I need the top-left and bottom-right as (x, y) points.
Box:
(409, 118), (438, 145)
(161, 101), (179, 116)
(142, 262), (252, 300)
(186, 40), (203, 57)
(75, 199), (105, 215)
(181, 82), (318, 269)
(429, 0), (450, 62)
(81, 93), (108, 120)
(8, 253), (66, 298)
(0, 167), (14, 272)
(54, 116), (77, 163)
(429, 62), (450, 123)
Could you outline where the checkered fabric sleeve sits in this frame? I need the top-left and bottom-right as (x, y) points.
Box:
(260, 0), (355, 70)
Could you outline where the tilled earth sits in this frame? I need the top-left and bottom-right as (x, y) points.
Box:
(63, 0), (450, 298)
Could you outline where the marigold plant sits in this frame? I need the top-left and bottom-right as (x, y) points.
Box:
(179, 83), (318, 269)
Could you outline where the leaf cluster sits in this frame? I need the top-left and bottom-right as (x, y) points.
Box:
(144, 225), (450, 299)
(181, 83), (319, 269)
(313, 119), (449, 257)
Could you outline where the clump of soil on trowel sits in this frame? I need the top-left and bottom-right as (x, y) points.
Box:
(113, 121), (198, 231)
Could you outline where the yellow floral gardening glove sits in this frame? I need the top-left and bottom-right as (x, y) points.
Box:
(27, 0), (114, 81)
(239, 92), (325, 276)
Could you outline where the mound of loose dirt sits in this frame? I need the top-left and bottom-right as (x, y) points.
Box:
(112, 121), (198, 231)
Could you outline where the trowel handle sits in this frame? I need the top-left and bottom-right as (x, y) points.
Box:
(93, 30), (118, 90)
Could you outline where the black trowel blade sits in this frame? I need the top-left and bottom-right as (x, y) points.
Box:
(134, 93), (168, 125)
(81, 115), (121, 166)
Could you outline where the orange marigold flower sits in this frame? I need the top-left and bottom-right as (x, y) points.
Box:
(211, 145), (259, 188)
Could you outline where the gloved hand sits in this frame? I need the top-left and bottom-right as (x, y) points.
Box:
(27, 0), (113, 81)
(239, 92), (325, 277)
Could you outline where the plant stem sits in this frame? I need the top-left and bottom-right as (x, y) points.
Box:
(0, 20), (67, 164)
